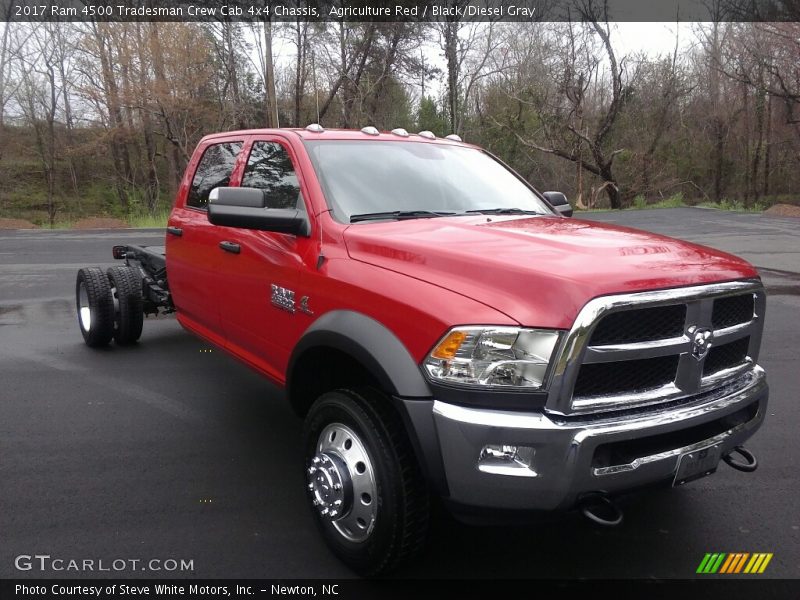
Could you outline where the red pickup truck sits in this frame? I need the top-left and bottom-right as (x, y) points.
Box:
(75, 125), (767, 575)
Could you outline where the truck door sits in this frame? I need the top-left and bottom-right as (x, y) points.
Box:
(166, 139), (244, 341)
(214, 137), (318, 383)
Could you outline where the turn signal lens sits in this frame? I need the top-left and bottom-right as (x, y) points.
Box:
(431, 330), (467, 359)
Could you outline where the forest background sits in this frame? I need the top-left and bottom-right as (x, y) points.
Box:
(2, 1), (800, 227)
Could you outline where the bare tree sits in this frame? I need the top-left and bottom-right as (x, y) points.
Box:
(289, 18), (312, 127)
(313, 20), (376, 125)
(433, 12), (507, 136)
(498, 6), (630, 208)
(263, 18), (278, 127)
(14, 23), (63, 226)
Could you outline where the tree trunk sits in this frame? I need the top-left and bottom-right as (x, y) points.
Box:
(443, 20), (459, 134)
(293, 18), (306, 127)
(742, 82), (751, 206)
(600, 165), (620, 209)
(94, 24), (132, 211)
(264, 18), (278, 127)
(136, 23), (159, 214)
(368, 29), (402, 123)
(709, 21), (724, 202)
(149, 23), (181, 196)
(713, 120), (725, 202)
(763, 92), (772, 197)
(750, 85), (766, 207)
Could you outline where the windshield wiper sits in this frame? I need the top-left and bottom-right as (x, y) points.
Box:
(465, 207), (545, 216)
(350, 210), (457, 223)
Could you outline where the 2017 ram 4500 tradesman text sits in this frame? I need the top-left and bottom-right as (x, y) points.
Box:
(75, 125), (767, 575)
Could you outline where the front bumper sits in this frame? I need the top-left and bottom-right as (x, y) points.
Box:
(426, 366), (767, 512)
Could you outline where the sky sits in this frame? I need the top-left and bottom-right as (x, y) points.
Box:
(613, 22), (695, 56)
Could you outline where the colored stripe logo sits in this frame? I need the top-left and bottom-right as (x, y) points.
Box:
(697, 552), (773, 574)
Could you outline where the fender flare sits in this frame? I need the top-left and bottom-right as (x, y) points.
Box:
(287, 310), (433, 400)
(288, 310), (448, 494)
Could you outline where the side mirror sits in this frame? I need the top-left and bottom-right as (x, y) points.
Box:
(543, 191), (573, 217)
(208, 187), (310, 236)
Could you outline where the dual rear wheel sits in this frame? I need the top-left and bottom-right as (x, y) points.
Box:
(76, 266), (143, 347)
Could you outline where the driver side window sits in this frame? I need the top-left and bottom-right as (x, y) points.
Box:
(242, 142), (305, 212)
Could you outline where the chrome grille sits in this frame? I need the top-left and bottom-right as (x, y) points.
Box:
(547, 280), (766, 415)
(573, 355), (679, 397)
(589, 304), (686, 345)
(703, 337), (750, 376)
(712, 294), (754, 329)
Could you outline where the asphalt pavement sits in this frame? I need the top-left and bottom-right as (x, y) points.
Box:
(1, 209), (798, 579)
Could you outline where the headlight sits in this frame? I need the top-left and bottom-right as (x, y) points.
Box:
(423, 327), (561, 389)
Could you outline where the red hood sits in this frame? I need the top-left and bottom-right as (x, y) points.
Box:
(343, 215), (759, 329)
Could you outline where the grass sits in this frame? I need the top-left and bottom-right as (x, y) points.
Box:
(49, 220), (76, 229)
(630, 193), (686, 210)
(580, 193), (687, 212)
(696, 199), (766, 212)
(127, 210), (170, 228)
(23, 210), (171, 229)
(580, 192), (774, 213)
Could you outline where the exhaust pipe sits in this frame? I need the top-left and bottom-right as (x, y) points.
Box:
(579, 493), (623, 527)
(723, 445), (758, 473)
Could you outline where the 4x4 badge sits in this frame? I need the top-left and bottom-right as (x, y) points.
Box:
(688, 326), (714, 360)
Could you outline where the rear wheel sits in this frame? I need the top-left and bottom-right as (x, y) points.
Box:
(107, 265), (144, 345)
(75, 267), (114, 347)
(302, 388), (429, 576)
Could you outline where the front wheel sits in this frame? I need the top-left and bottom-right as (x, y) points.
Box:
(302, 389), (429, 576)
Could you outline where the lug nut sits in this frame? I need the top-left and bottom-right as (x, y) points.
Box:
(334, 499), (342, 506)
(333, 483), (342, 490)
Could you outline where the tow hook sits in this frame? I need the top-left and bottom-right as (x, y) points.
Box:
(579, 493), (624, 527)
(722, 446), (758, 472)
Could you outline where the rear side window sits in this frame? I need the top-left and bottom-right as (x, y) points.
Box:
(188, 141), (243, 210)
(241, 141), (304, 210)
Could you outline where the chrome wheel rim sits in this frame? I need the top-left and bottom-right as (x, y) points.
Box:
(308, 423), (377, 543)
(78, 281), (91, 331)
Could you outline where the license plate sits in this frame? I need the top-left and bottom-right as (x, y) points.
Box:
(673, 443), (723, 486)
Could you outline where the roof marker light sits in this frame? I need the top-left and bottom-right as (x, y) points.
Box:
(391, 128), (410, 137)
(418, 131), (436, 139)
(445, 134), (462, 142)
(305, 123), (325, 133)
(361, 126), (380, 136)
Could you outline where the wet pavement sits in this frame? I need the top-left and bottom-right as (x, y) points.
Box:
(1, 209), (798, 579)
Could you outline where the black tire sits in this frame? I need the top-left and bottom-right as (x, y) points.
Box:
(75, 267), (114, 348)
(107, 265), (144, 345)
(302, 388), (429, 576)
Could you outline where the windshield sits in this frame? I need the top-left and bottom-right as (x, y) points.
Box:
(304, 140), (554, 223)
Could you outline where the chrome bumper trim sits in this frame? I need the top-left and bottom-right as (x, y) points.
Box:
(592, 426), (745, 477)
(431, 366), (767, 511)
